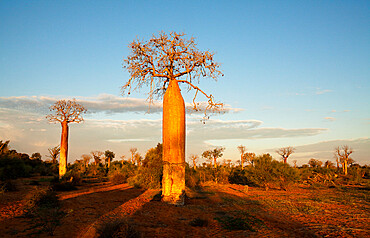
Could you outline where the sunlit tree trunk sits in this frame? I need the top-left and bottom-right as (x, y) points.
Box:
(162, 80), (186, 205)
(241, 154), (244, 170)
(343, 160), (348, 175)
(59, 121), (69, 178)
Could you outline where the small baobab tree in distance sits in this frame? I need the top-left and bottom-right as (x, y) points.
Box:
(334, 145), (353, 175)
(47, 145), (60, 164)
(47, 99), (87, 178)
(81, 154), (92, 167)
(245, 152), (256, 166)
(0, 140), (10, 154)
(122, 32), (223, 205)
(129, 148), (138, 164)
(276, 146), (295, 164)
(91, 151), (103, 165)
(237, 145), (247, 169)
(190, 154), (199, 170)
(202, 147), (225, 169)
(104, 150), (115, 168)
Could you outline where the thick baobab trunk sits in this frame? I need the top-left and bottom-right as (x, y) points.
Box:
(162, 80), (186, 205)
(59, 121), (69, 179)
(108, 159), (111, 168)
(344, 160), (348, 175)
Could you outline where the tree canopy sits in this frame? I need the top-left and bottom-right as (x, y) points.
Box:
(122, 31), (223, 115)
(46, 99), (87, 124)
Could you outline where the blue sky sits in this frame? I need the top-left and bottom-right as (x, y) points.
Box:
(0, 1), (369, 165)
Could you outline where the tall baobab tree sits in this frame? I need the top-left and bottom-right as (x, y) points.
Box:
(190, 154), (199, 170)
(334, 145), (353, 175)
(202, 147), (225, 168)
(47, 99), (86, 178)
(47, 145), (60, 164)
(276, 146), (295, 164)
(122, 32), (223, 205)
(237, 145), (246, 169)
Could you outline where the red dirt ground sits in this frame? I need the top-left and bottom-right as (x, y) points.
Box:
(0, 178), (369, 237)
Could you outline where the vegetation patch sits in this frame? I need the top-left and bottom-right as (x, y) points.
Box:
(189, 217), (209, 227)
(23, 187), (66, 236)
(214, 211), (263, 231)
(97, 219), (141, 238)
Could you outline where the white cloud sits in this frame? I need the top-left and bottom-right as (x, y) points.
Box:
(290, 138), (370, 165)
(316, 89), (332, 95)
(324, 117), (336, 121)
(0, 94), (241, 115)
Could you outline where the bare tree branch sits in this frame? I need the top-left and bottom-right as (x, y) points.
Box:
(122, 31), (223, 117)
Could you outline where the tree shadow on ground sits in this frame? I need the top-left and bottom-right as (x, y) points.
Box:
(118, 186), (319, 238)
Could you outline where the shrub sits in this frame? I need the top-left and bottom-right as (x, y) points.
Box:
(0, 180), (17, 193)
(189, 217), (208, 227)
(185, 165), (201, 188)
(24, 187), (60, 215)
(23, 187), (65, 236)
(97, 219), (141, 238)
(61, 170), (83, 186)
(128, 143), (163, 189)
(0, 156), (32, 180)
(110, 173), (127, 185)
(229, 154), (299, 190)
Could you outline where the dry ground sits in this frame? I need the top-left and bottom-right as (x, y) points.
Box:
(0, 177), (369, 237)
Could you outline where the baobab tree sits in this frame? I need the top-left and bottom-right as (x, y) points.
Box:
(276, 146), (295, 164)
(104, 150), (115, 168)
(245, 152), (256, 166)
(134, 153), (143, 166)
(47, 99), (86, 178)
(129, 148), (138, 164)
(0, 140), (10, 154)
(81, 154), (92, 167)
(292, 160), (297, 168)
(190, 154), (199, 170)
(47, 145), (60, 164)
(237, 145), (247, 169)
(202, 147), (225, 168)
(91, 151), (103, 165)
(334, 145), (353, 175)
(122, 32), (223, 205)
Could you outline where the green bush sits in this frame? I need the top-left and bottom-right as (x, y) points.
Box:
(0, 180), (17, 193)
(0, 156), (32, 180)
(23, 187), (65, 236)
(61, 170), (83, 186)
(24, 187), (60, 215)
(128, 143), (163, 189)
(110, 173), (127, 185)
(185, 165), (201, 188)
(229, 154), (299, 190)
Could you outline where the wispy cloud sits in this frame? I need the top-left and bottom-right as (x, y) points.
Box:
(0, 106), (328, 161)
(316, 89), (332, 95)
(0, 94), (241, 115)
(324, 117), (336, 122)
